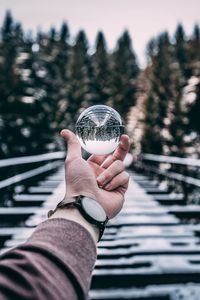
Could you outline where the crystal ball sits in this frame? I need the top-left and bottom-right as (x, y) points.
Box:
(75, 105), (124, 155)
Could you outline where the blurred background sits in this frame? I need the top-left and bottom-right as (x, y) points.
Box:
(1, 1), (200, 299)
(0, 0), (199, 158)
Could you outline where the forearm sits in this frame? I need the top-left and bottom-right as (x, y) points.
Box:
(0, 219), (97, 300)
(50, 208), (99, 243)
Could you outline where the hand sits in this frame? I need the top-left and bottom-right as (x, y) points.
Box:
(60, 129), (130, 219)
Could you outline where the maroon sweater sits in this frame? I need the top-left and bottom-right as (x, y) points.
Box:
(0, 219), (97, 300)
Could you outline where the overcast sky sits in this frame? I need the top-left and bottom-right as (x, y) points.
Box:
(0, 0), (199, 66)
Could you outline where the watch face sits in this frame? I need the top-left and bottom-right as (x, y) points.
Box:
(82, 197), (107, 222)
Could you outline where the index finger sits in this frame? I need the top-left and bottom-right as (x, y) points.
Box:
(101, 134), (130, 168)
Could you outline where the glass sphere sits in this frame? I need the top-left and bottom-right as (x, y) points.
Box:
(76, 105), (124, 155)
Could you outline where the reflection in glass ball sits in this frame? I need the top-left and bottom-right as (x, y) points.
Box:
(75, 105), (124, 155)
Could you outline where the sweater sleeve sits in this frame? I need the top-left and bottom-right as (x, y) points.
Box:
(0, 218), (97, 300)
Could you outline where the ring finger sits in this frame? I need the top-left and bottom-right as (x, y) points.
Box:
(97, 160), (125, 187)
(104, 171), (129, 191)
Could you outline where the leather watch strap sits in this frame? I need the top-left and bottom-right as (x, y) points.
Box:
(48, 196), (108, 241)
(47, 197), (76, 218)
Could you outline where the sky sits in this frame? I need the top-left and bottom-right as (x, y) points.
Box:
(0, 0), (199, 66)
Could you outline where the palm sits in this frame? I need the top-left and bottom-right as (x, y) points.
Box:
(88, 157), (126, 218)
(61, 129), (130, 219)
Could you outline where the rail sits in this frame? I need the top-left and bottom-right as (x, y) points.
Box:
(142, 154), (200, 168)
(0, 152), (65, 168)
(135, 153), (200, 202)
(0, 151), (65, 189)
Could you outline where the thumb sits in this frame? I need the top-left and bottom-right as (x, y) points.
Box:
(60, 129), (82, 159)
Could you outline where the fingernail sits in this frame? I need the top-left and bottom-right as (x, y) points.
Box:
(97, 174), (106, 185)
(60, 129), (67, 137)
(101, 156), (113, 168)
(105, 183), (112, 190)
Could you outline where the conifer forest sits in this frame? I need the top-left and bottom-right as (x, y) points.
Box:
(0, 11), (200, 159)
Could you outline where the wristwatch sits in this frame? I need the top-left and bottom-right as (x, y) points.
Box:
(48, 196), (109, 242)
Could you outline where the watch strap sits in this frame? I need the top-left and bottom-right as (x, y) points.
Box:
(47, 197), (75, 218)
(48, 196), (108, 241)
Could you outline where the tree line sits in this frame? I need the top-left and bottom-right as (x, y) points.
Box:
(0, 11), (199, 159)
(141, 24), (200, 157)
(0, 11), (139, 158)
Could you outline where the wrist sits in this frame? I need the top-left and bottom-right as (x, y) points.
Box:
(48, 194), (108, 242)
(63, 189), (101, 202)
(50, 207), (99, 243)
(65, 191), (101, 203)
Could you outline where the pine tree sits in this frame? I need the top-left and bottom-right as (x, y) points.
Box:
(190, 24), (200, 63)
(20, 35), (57, 154)
(154, 33), (174, 130)
(193, 24), (200, 42)
(0, 11), (29, 157)
(165, 63), (186, 157)
(146, 38), (157, 63)
(92, 31), (111, 105)
(37, 28), (64, 152)
(142, 33), (174, 154)
(66, 30), (93, 128)
(175, 23), (191, 78)
(110, 30), (139, 123)
(52, 22), (71, 133)
(141, 93), (163, 154)
(0, 11), (18, 106)
(56, 22), (69, 80)
(188, 82), (200, 134)
(142, 31), (189, 156)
